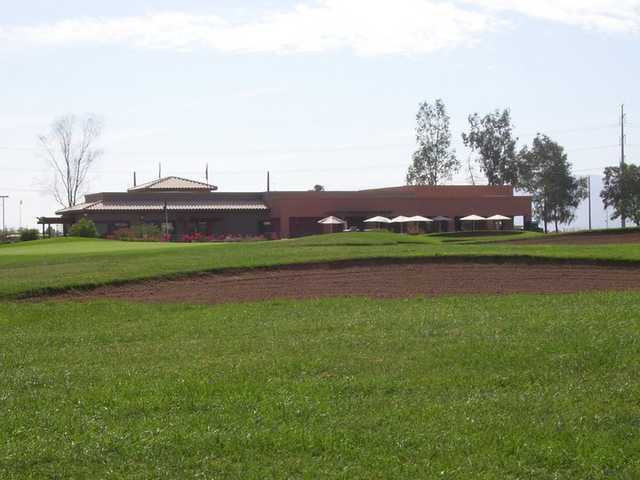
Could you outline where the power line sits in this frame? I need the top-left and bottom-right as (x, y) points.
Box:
(1, 165), (613, 193)
(0, 121), (633, 156)
(518, 123), (619, 137)
(4, 153), (636, 178)
(1, 143), (637, 176)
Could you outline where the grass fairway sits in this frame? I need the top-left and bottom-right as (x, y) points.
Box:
(2, 293), (639, 478)
(2, 232), (640, 298)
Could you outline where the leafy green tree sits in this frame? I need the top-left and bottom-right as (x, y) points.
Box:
(462, 109), (519, 186)
(69, 217), (98, 237)
(519, 134), (587, 233)
(600, 163), (640, 226)
(407, 99), (459, 186)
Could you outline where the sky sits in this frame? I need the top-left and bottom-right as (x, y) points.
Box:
(1, 0), (639, 230)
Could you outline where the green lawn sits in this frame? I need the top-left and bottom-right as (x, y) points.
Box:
(1, 293), (639, 479)
(2, 232), (639, 477)
(2, 232), (640, 298)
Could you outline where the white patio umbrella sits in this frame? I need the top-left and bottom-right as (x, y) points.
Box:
(486, 214), (511, 231)
(391, 215), (411, 234)
(317, 216), (346, 233)
(364, 216), (392, 230)
(364, 215), (391, 223)
(407, 215), (433, 234)
(460, 214), (486, 232)
(460, 214), (487, 221)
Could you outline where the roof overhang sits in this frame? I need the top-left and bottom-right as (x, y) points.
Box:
(37, 216), (68, 224)
(57, 199), (268, 214)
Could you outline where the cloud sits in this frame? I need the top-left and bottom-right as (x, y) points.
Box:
(0, 0), (638, 56)
(0, 1), (498, 55)
(1, 12), (228, 51)
(465, 0), (640, 33)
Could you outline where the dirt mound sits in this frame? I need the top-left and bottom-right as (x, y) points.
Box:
(40, 260), (640, 304)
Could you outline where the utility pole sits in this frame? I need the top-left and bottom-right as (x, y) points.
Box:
(620, 104), (626, 228)
(267, 171), (270, 192)
(19, 200), (23, 230)
(587, 175), (591, 231)
(0, 195), (8, 234)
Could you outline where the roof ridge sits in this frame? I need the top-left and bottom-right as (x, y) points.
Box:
(128, 176), (217, 192)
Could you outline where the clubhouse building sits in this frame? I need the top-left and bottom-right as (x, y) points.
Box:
(44, 176), (532, 238)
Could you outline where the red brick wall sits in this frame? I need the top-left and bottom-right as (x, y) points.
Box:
(264, 188), (532, 237)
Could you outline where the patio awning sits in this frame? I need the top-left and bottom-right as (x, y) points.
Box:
(486, 214), (511, 221)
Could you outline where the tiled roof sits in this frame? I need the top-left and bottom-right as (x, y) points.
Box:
(57, 198), (267, 214)
(128, 176), (217, 192)
(56, 201), (100, 213)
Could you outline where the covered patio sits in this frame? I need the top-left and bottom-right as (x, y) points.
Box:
(37, 216), (68, 237)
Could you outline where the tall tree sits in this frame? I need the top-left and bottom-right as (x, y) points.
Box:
(461, 108), (519, 186)
(406, 99), (459, 186)
(519, 134), (587, 233)
(600, 163), (640, 226)
(39, 115), (103, 208)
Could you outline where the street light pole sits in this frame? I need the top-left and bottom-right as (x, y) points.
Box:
(0, 195), (8, 234)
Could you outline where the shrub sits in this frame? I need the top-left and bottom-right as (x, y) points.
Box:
(180, 233), (267, 243)
(69, 218), (98, 237)
(132, 224), (162, 240)
(109, 224), (164, 242)
(181, 232), (213, 243)
(108, 228), (134, 241)
(19, 228), (40, 241)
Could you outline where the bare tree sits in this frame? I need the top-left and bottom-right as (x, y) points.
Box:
(39, 115), (103, 208)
